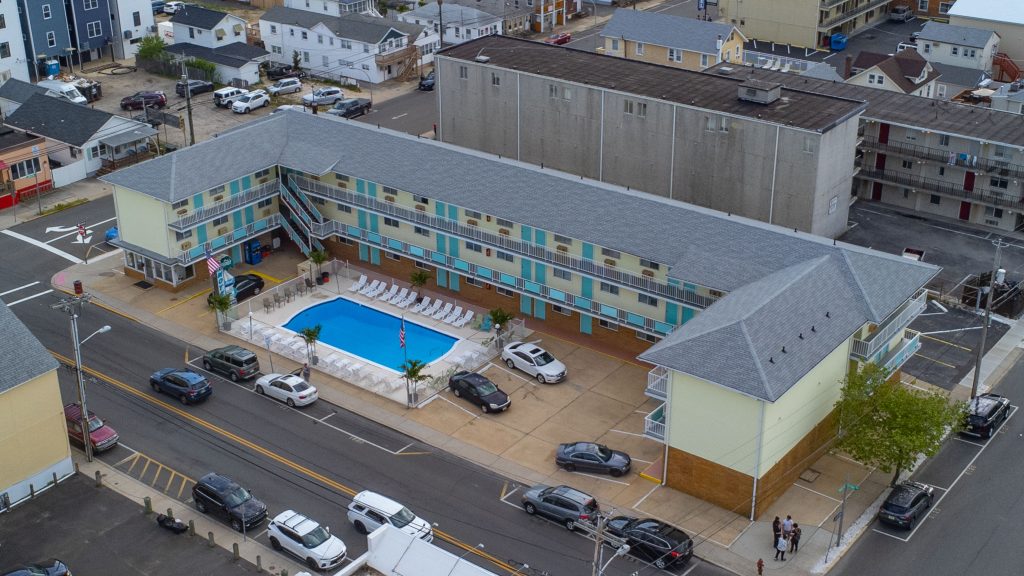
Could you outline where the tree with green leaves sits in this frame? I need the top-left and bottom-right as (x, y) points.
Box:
(298, 324), (322, 364)
(409, 269), (432, 289)
(834, 364), (966, 486)
(309, 249), (328, 282)
(401, 359), (428, 406)
(208, 292), (233, 329)
(137, 36), (167, 60)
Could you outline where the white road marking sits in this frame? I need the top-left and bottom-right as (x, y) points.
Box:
(0, 281), (40, 296)
(569, 471), (631, 486)
(634, 483), (660, 509)
(111, 442), (141, 466)
(6, 289), (53, 306)
(920, 327), (982, 336)
(1, 230), (83, 263)
(953, 437), (986, 448)
(318, 413), (334, 422)
(609, 429), (646, 437)
(680, 562), (700, 576)
(45, 217), (118, 244)
(391, 113), (408, 120)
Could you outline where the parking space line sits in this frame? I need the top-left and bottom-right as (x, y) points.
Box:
(569, 471), (631, 486)
(634, 483), (660, 509)
(318, 413), (334, 422)
(0, 281), (39, 296)
(680, 562), (699, 576)
(793, 483), (841, 503)
(435, 393), (480, 418)
(954, 437), (986, 448)
(871, 528), (911, 542)
(113, 449), (140, 467)
(488, 362), (538, 387)
(139, 456), (153, 478)
(6, 289), (53, 306)
(913, 353), (957, 369)
(125, 453), (142, 474)
(921, 328), (980, 339)
(150, 463), (165, 487)
(609, 429), (646, 438)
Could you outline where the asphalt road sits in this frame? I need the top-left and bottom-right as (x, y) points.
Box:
(355, 89), (437, 137)
(832, 355), (1024, 576)
(2, 200), (736, 576)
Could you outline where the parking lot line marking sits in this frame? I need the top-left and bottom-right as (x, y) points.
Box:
(922, 328), (981, 339)
(609, 429), (646, 438)
(150, 463), (165, 487)
(1, 230), (83, 263)
(954, 437), (986, 448)
(680, 562), (699, 576)
(490, 362), (538, 387)
(318, 413), (334, 422)
(793, 483), (841, 503)
(631, 457), (653, 464)
(138, 456), (153, 479)
(500, 485), (520, 504)
(125, 453), (142, 474)
(871, 528), (911, 542)
(0, 281), (39, 296)
(634, 483), (660, 509)
(176, 476), (188, 499)
(435, 393), (480, 418)
(571, 471), (631, 486)
(5, 289), (53, 306)
(913, 353), (957, 369)
(500, 481), (509, 499)
(251, 271), (284, 283)
(113, 451), (139, 467)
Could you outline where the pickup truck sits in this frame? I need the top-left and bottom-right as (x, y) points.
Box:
(326, 98), (372, 119)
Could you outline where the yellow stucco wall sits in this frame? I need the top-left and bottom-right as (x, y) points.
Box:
(0, 370), (71, 491)
(113, 185), (171, 256)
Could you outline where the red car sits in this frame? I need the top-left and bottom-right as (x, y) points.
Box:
(544, 33), (572, 45)
(120, 90), (167, 110)
(64, 402), (119, 453)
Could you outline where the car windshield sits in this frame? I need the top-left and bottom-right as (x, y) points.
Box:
(224, 486), (252, 507)
(239, 95), (252, 102)
(88, 416), (105, 433)
(302, 526), (331, 548)
(534, 351), (556, 366)
(391, 507), (416, 528)
(293, 382), (311, 392)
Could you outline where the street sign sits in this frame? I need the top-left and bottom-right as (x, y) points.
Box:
(838, 483), (860, 493)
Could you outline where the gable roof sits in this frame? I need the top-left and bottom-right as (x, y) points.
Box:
(435, 0), (533, 19)
(5, 93), (114, 146)
(600, 9), (740, 55)
(0, 79), (51, 104)
(260, 6), (423, 44)
(917, 21), (998, 48)
(931, 62), (987, 88)
(851, 51), (889, 73)
(170, 5), (236, 30)
(853, 49), (940, 93)
(405, 2), (501, 26)
(0, 300), (59, 395)
(166, 42), (268, 67)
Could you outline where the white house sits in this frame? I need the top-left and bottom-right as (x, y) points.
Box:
(0, 79), (53, 119)
(397, 3), (501, 46)
(0, 2), (29, 83)
(260, 6), (430, 84)
(847, 49), (941, 98)
(110, 0), (157, 59)
(284, 0), (378, 17)
(163, 6), (268, 85)
(914, 21), (1000, 73)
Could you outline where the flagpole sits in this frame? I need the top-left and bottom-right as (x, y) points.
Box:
(402, 314), (408, 364)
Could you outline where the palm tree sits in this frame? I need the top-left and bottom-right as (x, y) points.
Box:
(298, 324), (322, 364)
(309, 249), (329, 283)
(409, 269), (432, 289)
(400, 359), (429, 406)
(489, 308), (515, 347)
(208, 292), (233, 330)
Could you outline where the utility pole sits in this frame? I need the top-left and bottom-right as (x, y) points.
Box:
(51, 281), (93, 462)
(181, 60), (195, 146)
(971, 237), (1008, 399)
(591, 514), (605, 576)
(438, 0), (445, 49)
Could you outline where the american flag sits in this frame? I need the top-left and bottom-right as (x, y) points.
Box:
(206, 250), (221, 276)
(399, 317), (406, 348)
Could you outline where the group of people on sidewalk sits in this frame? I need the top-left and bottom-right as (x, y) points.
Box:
(757, 515), (801, 571)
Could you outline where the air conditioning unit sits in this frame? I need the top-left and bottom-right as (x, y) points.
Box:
(738, 79), (781, 104)
(124, 30), (133, 39)
(176, 208), (188, 215)
(213, 195), (224, 201)
(182, 241), (192, 249)
(217, 227), (228, 235)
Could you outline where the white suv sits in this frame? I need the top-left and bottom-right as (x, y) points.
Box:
(232, 90), (270, 113)
(268, 77), (302, 96)
(347, 491), (433, 541)
(268, 510), (347, 571)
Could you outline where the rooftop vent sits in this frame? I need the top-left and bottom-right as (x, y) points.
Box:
(717, 66), (735, 75)
(474, 55), (491, 63)
(738, 79), (781, 105)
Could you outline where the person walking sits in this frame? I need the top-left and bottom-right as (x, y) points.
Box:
(775, 534), (787, 561)
(790, 523), (802, 554)
(757, 558), (765, 575)
(772, 516), (781, 547)
(302, 362), (311, 382)
(782, 515), (794, 539)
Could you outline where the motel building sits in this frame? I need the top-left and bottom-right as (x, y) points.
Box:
(102, 111), (936, 517)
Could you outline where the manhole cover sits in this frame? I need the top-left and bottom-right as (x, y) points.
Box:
(799, 468), (821, 483)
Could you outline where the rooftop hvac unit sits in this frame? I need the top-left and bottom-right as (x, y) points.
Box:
(738, 79), (781, 104)
(717, 66), (735, 75)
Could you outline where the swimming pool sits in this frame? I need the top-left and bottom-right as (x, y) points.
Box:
(283, 297), (458, 371)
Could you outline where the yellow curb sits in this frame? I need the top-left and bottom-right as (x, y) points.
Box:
(638, 471), (662, 484)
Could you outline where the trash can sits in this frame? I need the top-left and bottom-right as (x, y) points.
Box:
(830, 33), (848, 51)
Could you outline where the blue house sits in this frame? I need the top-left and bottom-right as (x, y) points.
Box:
(16, 0), (73, 80)
(66, 0), (114, 65)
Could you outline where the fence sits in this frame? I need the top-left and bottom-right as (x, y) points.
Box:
(135, 56), (214, 82)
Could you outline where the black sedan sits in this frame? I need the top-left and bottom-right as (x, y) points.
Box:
(606, 516), (693, 569)
(326, 98), (372, 119)
(963, 393), (1010, 438)
(556, 442), (631, 477)
(206, 273), (265, 306)
(265, 63), (306, 80)
(448, 371), (510, 413)
(120, 90), (166, 110)
(418, 71), (435, 91)
(878, 481), (933, 529)
(150, 368), (212, 404)
(1, 559), (71, 576)
(176, 79), (214, 97)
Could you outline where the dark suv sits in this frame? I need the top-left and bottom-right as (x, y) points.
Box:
(175, 79), (214, 97)
(203, 345), (260, 381)
(265, 63), (305, 80)
(120, 90), (166, 110)
(878, 481), (933, 529)
(521, 484), (598, 531)
(192, 472), (268, 532)
(606, 516), (693, 569)
(964, 393), (1010, 438)
(150, 368), (212, 404)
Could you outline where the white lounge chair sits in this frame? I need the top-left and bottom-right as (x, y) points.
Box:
(453, 310), (474, 328)
(348, 274), (367, 292)
(443, 306), (464, 324)
(359, 279), (381, 296)
(410, 297), (432, 314)
(348, 363), (365, 378)
(366, 281), (387, 298)
(421, 300), (443, 317)
(387, 288), (409, 305)
(378, 284), (399, 301)
(397, 291), (418, 309)
(432, 302), (454, 320)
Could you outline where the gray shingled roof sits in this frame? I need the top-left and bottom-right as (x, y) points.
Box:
(405, 3), (501, 26)
(917, 21), (998, 48)
(0, 79), (51, 104)
(600, 9), (738, 55)
(5, 93), (113, 147)
(169, 5), (235, 30)
(0, 300), (59, 395)
(931, 62), (987, 88)
(166, 42), (268, 67)
(261, 6), (424, 44)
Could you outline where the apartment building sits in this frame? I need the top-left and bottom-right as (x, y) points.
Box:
(717, 0), (894, 49)
(283, 0), (377, 17)
(435, 36), (867, 239)
(109, 0), (157, 59)
(102, 111), (934, 516)
(397, 3), (501, 46)
(599, 9), (745, 72)
(165, 6), (268, 85)
(432, 0), (533, 36)
(0, 2), (29, 83)
(904, 0), (955, 19)
(17, 0), (74, 80)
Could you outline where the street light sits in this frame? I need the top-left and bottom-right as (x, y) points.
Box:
(345, 67), (374, 103)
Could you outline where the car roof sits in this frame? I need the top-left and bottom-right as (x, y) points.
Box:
(274, 510), (320, 535)
(172, 370), (206, 384)
(551, 485), (596, 505)
(969, 394), (1006, 416)
(352, 490), (405, 515)
(275, 374), (305, 385)
(199, 472), (238, 492)
(212, 344), (254, 357)
(886, 482), (926, 505)
(459, 372), (492, 386)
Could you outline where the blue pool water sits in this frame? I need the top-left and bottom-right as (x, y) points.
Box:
(283, 297), (458, 370)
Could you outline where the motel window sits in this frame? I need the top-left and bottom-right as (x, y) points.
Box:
(552, 304), (571, 316)
(601, 247), (621, 258)
(599, 282), (619, 295)
(175, 230), (193, 241)
(465, 241), (482, 252)
(383, 217), (399, 227)
(257, 198), (273, 208)
(553, 268), (571, 281)
(459, 65), (468, 79)
(172, 199), (188, 210)
(495, 217), (514, 228)
(638, 294), (658, 307)
(336, 203), (353, 213)
(553, 234), (572, 245)
(413, 195), (430, 204)
(496, 287), (515, 297)
(414, 226), (430, 236)
(212, 216), (229, 226)
(598, 319), (617, 331)
(495, 251), (514, 262)
(464, 209), (482, 219)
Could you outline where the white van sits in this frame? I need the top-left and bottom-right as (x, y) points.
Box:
(37, 80), (87, 104)
(346, 491), (433, 541)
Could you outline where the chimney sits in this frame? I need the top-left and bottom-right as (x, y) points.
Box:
(716, 34), (723, 51)
(844, 55), (853, 79)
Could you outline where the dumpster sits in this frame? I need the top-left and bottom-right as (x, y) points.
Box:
(830, 33), (848, 51)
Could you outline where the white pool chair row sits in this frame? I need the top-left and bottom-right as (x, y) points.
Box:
(321, 354), (365, 380)
(410, 297), (432, 314)
(395, 291), (418, 308)
(359, 279), (387, 298)
(452, 310), (474, 328)
(348, 274), (367, 293)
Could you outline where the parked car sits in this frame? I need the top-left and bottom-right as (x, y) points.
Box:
(164, 1), (185, 13)
(206, 274), (265, 306)
(963, 393), (1010, 438)
(255, 373), (318, 407)
(889, 5), (914, 21)
(265, 63), (306, 80)
(232, 90), (270, 113)
(501, 341), (567, 383)
(1, 559), (71, 576)
(151, 1), (166, 14)
(213, 86), (249, 108)
(878, 481), (933, 529)
(521, 484), (598, 530)
(606, 516), (694, 568)
(192, 472), (268, 532)
(418, 70), (435, 91)
(176, 79), (214, 97)
(203, 345), (260, 381)
(347, 491), (433, 541)
(150, 368), (212, 404)
(448, 371), (510, 413)
(63, 402), (119, 453)
(555, 442), (630, 477)
(302, 87), (344, 107)
(268, 510), (347, 571)
(120, 90), (166, 110)
(268, 77), (303, 96)
(544, 32), (572, 45)
(326, 98), (372, 119)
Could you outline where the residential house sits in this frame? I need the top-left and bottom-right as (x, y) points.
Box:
(915, 22), (1000, 73)
(0, 79), (52, 119)
(109, 0), (158, 59)
(5, 93), (156, 186)
(283, 0), (378, 17)
(16, 0), (74, 80)
(949, 0), (1024, 72)
(990, 82), (1024, 114)
(0, 3), (30, 83)
(435, 36), (866, 239)
(260, 6), (429, 83)
(435, 0), (533, 36)
(930, 62), (988, 100)
(846, 49), (940, 98)
(600, 10), (745, 72)
(101, 110), (934, 517)
(65, 0), (114, 65)
(717, 0), (895, 49)
(0, 129), (51, 210)
(165, 6), (268, 85)
(397, 3), (501, 46)
(0, 299), (71, 511)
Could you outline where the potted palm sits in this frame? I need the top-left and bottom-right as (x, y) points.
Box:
(208, 292), (234, 330)
(298, 324), (322, 365)
(400, 358), (429, 407)
(489, 307), (515, 347)
(409, 270), (432, 304)
(309, 249), (329, 285)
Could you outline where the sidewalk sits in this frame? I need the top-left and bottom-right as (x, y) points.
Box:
(0, 178), (113, 231)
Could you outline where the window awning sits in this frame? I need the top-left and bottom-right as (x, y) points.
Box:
(99, 126), (158, 148)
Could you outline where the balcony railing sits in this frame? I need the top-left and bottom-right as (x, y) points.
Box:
(851, 290), (927, 360)
(644, 404), (666, 441)
(819, 0), (891, 29)
(878, 329), (921, 374)
(310, 217), (678, 336)
(175, 214), (281, 265)
(857, 168), (1024, 210)
(375, 45), (417, 66)
(291, 175), (718, 311)
(646, 366), (669, 400)
(860, 136), (1024, 179)
(168, 181), (279, 231)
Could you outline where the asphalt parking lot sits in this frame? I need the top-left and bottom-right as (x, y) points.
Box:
(0, 474), (260, 576)
(904, 303), (1010, 391)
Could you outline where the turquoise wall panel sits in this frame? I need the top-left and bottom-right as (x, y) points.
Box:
(358, 243), (368, 261)
(534, 299), (545, 319)
(358, 210), (367, 229)
(449, 273), (460, 292)
(367, 182), (377, 197)
(437, 269), (448, 287)
(436, 233), (446, 253)
(534, 263), (546, 284)
(244, 206), (255, 224)
(356, 180), (365, 194)
(370, 247), (380, 265)
(229, 181), (240, 194)
(535, 230), (546, 246)
(435, 201), (446, 217)
(369, 214), (379, 233)
(520, 295), (532, 316)
(520, 225), (532, 242)
(581, 277), (593, 299)
(448, 205), (457, 220)
(192, 193), (204, 208)
(665, 302), (678, 325)
(449, 237), (459, 257)
(580, 314), (593, 335)
(582, 243), (594, 260)
(521, 259), (532, 280)
(682, 307), (696, 324)
(453, 259), (470, 272)
(232, 212), (242, 228)
(477, 267), (493, 280)
(241, 176), (251, 189)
